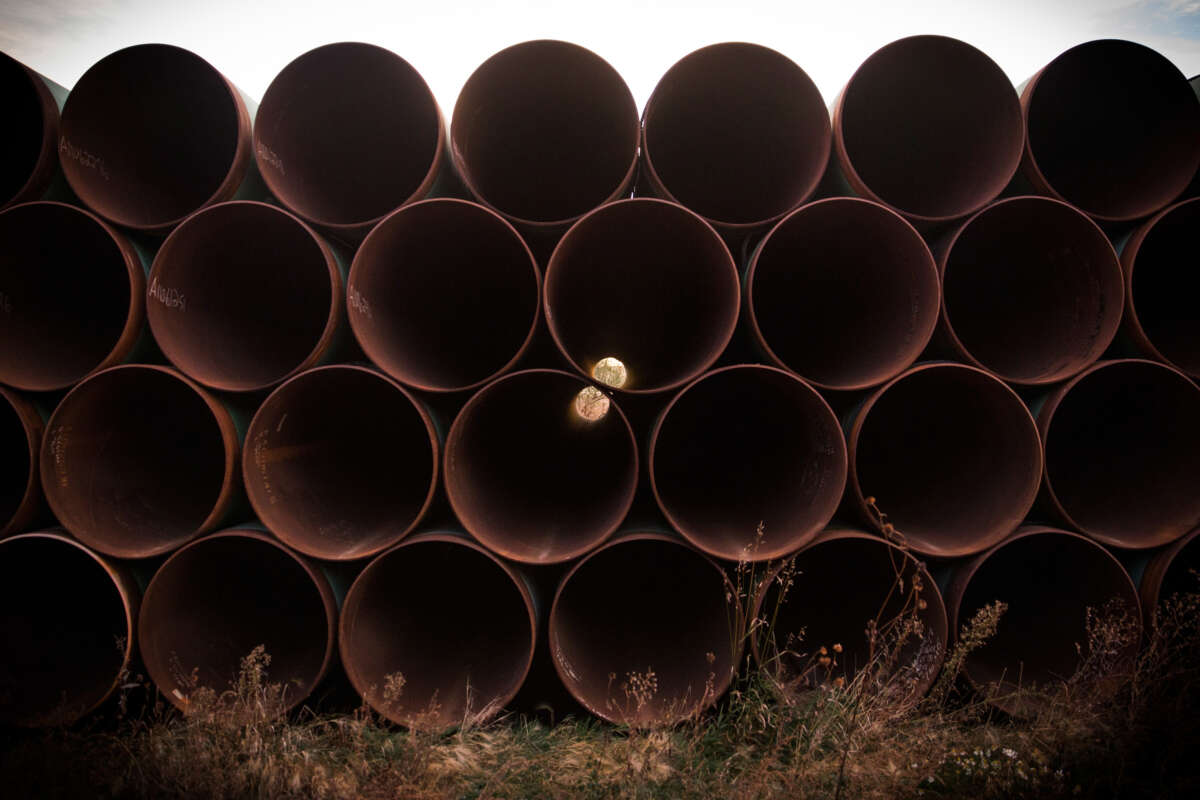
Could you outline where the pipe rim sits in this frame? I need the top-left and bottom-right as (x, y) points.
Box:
(0, 53), (60, 210)
(0, 385), (43, 538)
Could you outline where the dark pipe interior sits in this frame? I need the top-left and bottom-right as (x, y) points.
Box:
(43, 368), (228, 557)
(0, 53), (48, 207)
(1027, 40), (1200, 220)
(247, 367), (435, 560)
(546, 200), (738, 392)
(0, 203), (135, 391)
(0, 393), (31, 532)
(839, 35), (1022, 219)
(1129, 200), (1200, 375)
(140, 534), (330, 711)
(751, 199), (938, 389)
(60, 44), (241, 229)
(551, 537), (734, 725)
(854, 366), (1040, 555)
(653, 367), (844, 560)
(341, 538), (534, 728)
(1160, 533), (1200, 602)
(446, 371), (636, 563)
(643, 43), (829, 225)
(1045, 361), (1200, 547)
(256, 43), (441, 227)
(943, 197), (1122, 383)
(350, 200), (538, 391)
(0, 536), (128, 726)
(452, 41), (638, 223)
(149, 202), (334, 392)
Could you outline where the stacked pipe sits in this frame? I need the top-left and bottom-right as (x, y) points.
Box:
(1, 32), (1198, 730)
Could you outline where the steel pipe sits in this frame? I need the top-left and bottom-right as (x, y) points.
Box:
(847, 363), (1042, 557)
(40, 364), (240, 559)
(445, 369), (637, 564)
(340, 532), (536, 729)
(1138, 527), (1200, 626)
(549, 532), (737, 726)
(649, 365), (846, 562)
(1119, 198), (1200, 378)
(1038, 359), (1200, 549)
(59, 44), (253, 234)
(639, 42), (830, 244)
(245, 365), (438, 561)
(139, 530), (336, 715)
(746, 198), (939, 390)
(147, 201), (342, 393)
(1021, 40), (1200, 223)
(0, 51), (61, 210)
(348, 198), (539, 392)
(545, 198), (739, 394)
(832, 35), (1022, 226)
(935, 196), (1123, 385)
(255, 42), (447, 244)
(0, 386), (42, 538)
(0, 532), (137, 727)
(0, 201), (145, 392)
(946, 527), (1140, 715)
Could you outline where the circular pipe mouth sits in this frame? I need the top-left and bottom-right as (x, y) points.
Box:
(40, 364), (240, 559)
(545, 198), (739, 394)
(340, 533), (536, 730)
(752, 530), (947, 701)
(834, 35), (1023, 224)
(650, 365), (846, 561)
(60, 44), (251, 233)
(445, 369), (637, 564)
(0, 52), (59, 210)
(948, 527), (1141, 714)
(0, 202), (145, 392)
(1039, 359), (1200, 549)
(139, 530), (336, 716)
(1023, 40), (1200, 222)
(255, 42), (444, 239)
(848, 363), (1042, 557)
(0, 386), (43, 538)
(0, 532), (137, 727)
(348, 198), (540, 392)
(1139, 527), (1200, 624)
(549, 533), (737, 727)
(1122, 198), (1200, 377)
(245, 365), (438, 561)
(451, 40), (640, 229)
(148, 201), (341, 393)
(641, 42), (830, 231)
(939, 197), (1123, 385)
(747, 198), (939, 390)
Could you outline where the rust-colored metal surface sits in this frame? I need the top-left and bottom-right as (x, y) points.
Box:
(935, 196), (1123, 385)
(1037, 359), (1200, 549)
(255, 42), (446, 244)
(1020, 40), (1200, 223)
(339, 532), (537, 730)
(0, 201), (145, 392)
(649, 365), (846, 562)
(746, 198), (939, 391)
(639, 42), (830, 243)
(39, 364), (240, 559)
(0, 386), (43, 538)
(245, 364), (438, 561)
(832, 35), (1022, 226)
(846, 363), (1042, 557)
(0, 531), (138, 727)
(348, 198), (540, 393)
(548, 532), (737, 727)
(544, 198), (739, 394)
(1139, 527), (1200, 627)
(752, 529), (947, 702)
(59, 44), (252, 233)
(0, 51), (60, 210)
(139, 530), (336, 716)
(946, 526), (1140, 715)
(445, 369), (637, 564)
(1119, 198), (1200, 378)
(147, 201), (342, 393)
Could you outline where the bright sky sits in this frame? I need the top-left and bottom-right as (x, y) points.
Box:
(2, 0), (1198, 112)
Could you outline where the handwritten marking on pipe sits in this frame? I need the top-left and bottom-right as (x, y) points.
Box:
(348, 287), (371, 319)
(257, 143), (285, 175)
(59, 138), (110, 180)
(253, 429), (279, 505)
(50, 425), (72, 488)
(149, 278), (186, 312)
(276, 413), (288, 433)
(0, 292), (11, 314)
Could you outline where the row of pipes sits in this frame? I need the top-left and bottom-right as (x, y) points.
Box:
(1, 34), (1199, 729)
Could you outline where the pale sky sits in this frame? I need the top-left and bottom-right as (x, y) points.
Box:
(2, 0), (1198, 113)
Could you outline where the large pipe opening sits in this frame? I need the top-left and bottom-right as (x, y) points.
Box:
(0, 387), (41, 537)
(0, 52), (58, 209)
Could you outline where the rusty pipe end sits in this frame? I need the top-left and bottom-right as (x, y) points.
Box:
(0, 51), (60, 210)
(0, 386), (43, 538)
(1139, 527), (1200, 627)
